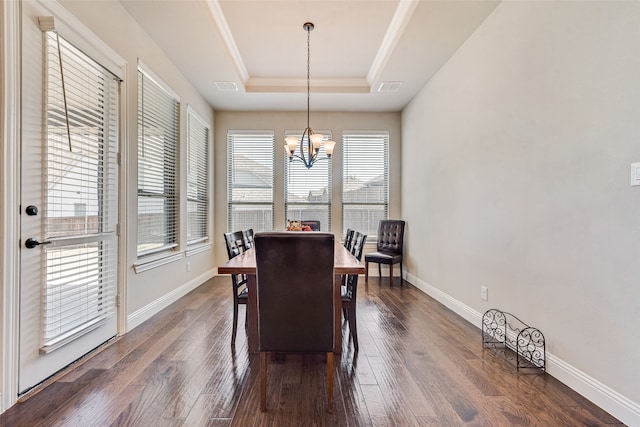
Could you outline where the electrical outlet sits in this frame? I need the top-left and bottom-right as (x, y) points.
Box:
(186, 262), (191, 272)
(480, 286), (488, 301)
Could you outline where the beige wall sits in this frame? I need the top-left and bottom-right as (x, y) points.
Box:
(214, 111), (401, 267)
(58, 0), (216, 318)
(401, 0), (640, 420)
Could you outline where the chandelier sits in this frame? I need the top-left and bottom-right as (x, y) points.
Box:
(284, 22), (336, 169)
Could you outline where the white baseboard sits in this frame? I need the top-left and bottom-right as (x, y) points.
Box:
(404, 271), (640, 427)
(127, 268), (216, 331)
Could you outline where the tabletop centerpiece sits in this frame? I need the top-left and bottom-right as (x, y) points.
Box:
(286, 219), (312, 231)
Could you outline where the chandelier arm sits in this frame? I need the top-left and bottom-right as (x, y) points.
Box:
(298, 127), (311, 166)
(289, 152), (311, 167)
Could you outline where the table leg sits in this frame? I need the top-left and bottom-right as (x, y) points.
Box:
(334, 273), (342, 354)
(247, 274), (258, 353)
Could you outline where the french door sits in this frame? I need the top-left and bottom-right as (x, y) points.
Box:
(19, 8), (120, 393)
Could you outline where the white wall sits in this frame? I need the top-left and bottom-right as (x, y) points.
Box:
(401, 1), (640, 424)
(57, 1), (216, 320)
(214, 111), (401, 267)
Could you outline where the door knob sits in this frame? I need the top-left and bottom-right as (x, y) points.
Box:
(25, 205), (39, 216)
(25, 238), (51, 249)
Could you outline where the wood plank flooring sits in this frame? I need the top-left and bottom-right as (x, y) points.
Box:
(0, 276), (624, 426)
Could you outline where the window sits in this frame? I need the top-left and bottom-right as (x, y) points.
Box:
(342, 131), (389, 239)
(186, 108), (210, 245)
(42, 31), (119, 351)
(285, 131), (332, 231)
(227, 130), (274, 232)
(137, 66), (180, 257)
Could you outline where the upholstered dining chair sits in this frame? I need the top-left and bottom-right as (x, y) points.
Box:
(223, 231), (249, 345)
(342, 232), (366, 352)
(365, 220), (406, 285)
(301, 220), (321, 231)
(255, 232), (335, 413)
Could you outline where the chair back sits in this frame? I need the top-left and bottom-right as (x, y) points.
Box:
(376, 220), (405, 255)
(351, 232), (367, 261)
(344, 270), (360, 302)
(344, 231), (366, 302)
(255, 232), (334, 353)
(243, 228), (254, 250)
(344, 228), (355, 251)
(224, 231), (249, 301)
(224, 231), (246, 259)
(301, 220), (321, 231)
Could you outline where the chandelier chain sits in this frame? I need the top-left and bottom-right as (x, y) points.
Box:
(284, 22), (335, 169)
(306, 24), (311, 131)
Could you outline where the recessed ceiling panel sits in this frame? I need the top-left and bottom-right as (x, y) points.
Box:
(219, 0), (399, 79)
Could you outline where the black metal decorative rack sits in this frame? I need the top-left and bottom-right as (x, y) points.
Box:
(482, 309), (545, 373)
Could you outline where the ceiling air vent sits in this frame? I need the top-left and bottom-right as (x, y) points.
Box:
(377, 81), (403, 93)
(215, 81), (239, 92)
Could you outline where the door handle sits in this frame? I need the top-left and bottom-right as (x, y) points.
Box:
(25, 238), (52, 249)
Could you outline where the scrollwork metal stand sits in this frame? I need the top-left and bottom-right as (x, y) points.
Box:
(482, 309), (545, 373)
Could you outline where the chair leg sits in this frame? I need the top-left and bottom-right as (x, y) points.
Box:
(365, 261), (369, 281)
(389, 263), (394, 286)
(326, 352), (334, 413)
(348, 306), (358, 352)
(378, 263), (382, 278)
(231, 302), (239, 345)
(260, 352), (267, 412)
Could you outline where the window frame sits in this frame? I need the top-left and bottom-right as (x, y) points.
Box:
(136, 63), (180, 258)
(186, 107), (210, 246)
(41, 30), (120, 352)
(227, 130), (275, 233)
(341, 130), (389, 240)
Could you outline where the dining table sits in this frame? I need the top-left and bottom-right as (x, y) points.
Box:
(218, 240), (365, 354)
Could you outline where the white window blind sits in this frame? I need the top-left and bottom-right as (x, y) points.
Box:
(285, 131), (332, 231)
(42, 32), (119, 352)
(342, 131), (389, 239)
(186, 109), (210, 245)
(227, 130), (274, 232)
(137, 67), (180, 257)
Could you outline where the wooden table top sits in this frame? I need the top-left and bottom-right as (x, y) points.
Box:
(218, 241), (365, 275)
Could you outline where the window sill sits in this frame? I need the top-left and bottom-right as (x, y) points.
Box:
(133, 251), (184, 274)
(186, 242), (212, 257)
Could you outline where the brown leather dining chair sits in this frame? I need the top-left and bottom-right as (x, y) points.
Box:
(242, 228), (254, 250)
(342, 231), (366, 352)
(365, 220), (406, 285)
(344, 228), (355, 251)
(224, 231), (249, 345)
(255, 232), (335, 413)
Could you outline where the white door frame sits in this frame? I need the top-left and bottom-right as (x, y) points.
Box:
(1, 0), (128, 412)
(1, 0), (22, 413)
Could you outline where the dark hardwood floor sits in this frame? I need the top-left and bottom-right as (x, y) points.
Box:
(1, 276), (624, 426)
